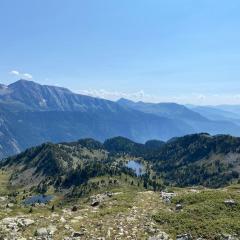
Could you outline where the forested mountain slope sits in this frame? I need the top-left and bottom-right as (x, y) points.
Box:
(2, 134), (240, 189)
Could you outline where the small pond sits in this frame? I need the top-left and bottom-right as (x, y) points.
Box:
(23, 195), (53, 205)
(126, 160), (145, 176)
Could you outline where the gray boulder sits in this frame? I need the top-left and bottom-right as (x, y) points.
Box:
(224, 199), (237, 207)
(36, 227), (48, 237)
(176, 234), (192, 240)
(148, 231), (171, 240)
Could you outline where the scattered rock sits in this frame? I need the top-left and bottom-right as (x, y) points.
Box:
(6, 203), (14, 208)
(90, 192), (113, 207)
(176, 204), (183, 211)
(176, 234), (192, 240)
(47, 225), (57, 235)
(224, 199), (237, 207)
(149, 231), (170, 240)
(72, 206), (78, 212)
(64, 225), (72, 230)
(22, 218), (35, 226)
(190, 189), (200, 193)
(72, 231), (85, 237)
(91, 199), (100, 207)
(60, 216), (66, 223)
(1, 216), (35, 230)
(0, 196), (7, 201)
(161, 191), (176, 204)
(106, 192), (113, 197)
(220, 233), (239, 240)
(36, 227), (48, 237)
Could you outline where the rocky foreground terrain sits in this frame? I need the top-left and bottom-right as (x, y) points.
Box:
(0, 190), (167, 240)
(0, 168), (240, 240)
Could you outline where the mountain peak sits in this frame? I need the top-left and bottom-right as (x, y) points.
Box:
(9, 79), (38, 87)
(117, 98), (135, 104)
(0, 79), (120, 112)
(9, 79), (71, 93)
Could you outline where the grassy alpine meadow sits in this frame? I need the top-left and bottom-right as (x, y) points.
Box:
(153, 185), (240, 239)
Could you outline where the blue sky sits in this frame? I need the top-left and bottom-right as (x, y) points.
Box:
(1, 0), (240, 105)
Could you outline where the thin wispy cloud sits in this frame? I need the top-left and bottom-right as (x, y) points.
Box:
(10, 70), (20, 76)
(77, 89), (240, 105)
(22, 73), (33, 79)
(78, 89), (158, 102)
(9, 70), (33, 80)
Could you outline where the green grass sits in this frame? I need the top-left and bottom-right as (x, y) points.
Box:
(153, 188), (240, 239)
(0, 171), (10, 194)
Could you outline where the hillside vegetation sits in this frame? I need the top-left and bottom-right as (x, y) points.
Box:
(2, 133), (240, 191)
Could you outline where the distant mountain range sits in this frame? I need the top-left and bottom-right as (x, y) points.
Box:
(1, 79), (240, 159)
(188, 105), (240, 126)
(117, 98), (240, 137)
